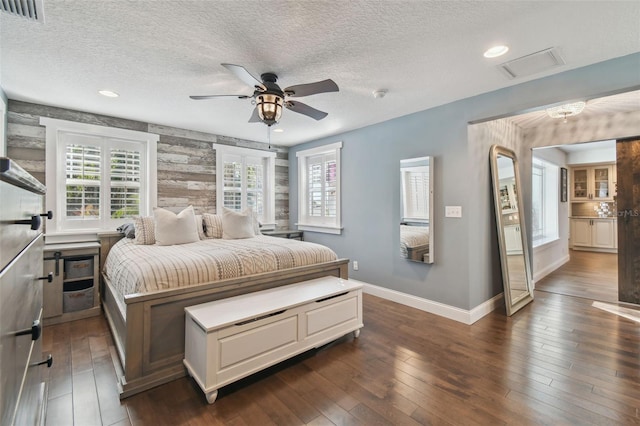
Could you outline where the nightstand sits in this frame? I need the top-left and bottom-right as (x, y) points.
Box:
(261, 229), (304, 241)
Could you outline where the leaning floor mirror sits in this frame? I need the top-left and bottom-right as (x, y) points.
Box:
(489, 145), (533, 315)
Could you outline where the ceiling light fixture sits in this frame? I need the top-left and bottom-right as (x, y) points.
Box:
(256, 93), (284, 126)
(373, 90), (387, 99)
(483, 45), (509, 58)
(546, 101), (586, 123)
(98, 90), (119, 98)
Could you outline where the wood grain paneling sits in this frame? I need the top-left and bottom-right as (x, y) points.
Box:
(617, 137), (640, 303)
(6, 100), (289, 224)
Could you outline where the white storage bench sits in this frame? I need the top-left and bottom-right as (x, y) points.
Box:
(183, 276), (363, 403)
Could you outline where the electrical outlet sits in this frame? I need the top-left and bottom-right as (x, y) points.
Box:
(445, 206), (462, 218)
(353, 261), (359, 271)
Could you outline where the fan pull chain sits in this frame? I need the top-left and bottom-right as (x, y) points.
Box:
(267, 125), (271, 149)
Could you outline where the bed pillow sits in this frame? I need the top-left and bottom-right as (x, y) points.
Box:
(202, 213), (223, 239)
(133, 216), (155, 245)
(154, 206), (200, 246)
(117, 223), (136, 239)
(222, 207), (257, 239)
(194, 214), (206, 240)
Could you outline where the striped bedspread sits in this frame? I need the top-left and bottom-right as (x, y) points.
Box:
(400, 225), (430, 257)
(104, 235), (338, 298)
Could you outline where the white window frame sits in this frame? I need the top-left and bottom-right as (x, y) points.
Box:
(212, 144), (276, 230)
(532, 157), (559, 247)
(296, 141), (342, 234)
(41, 117), (158, 235)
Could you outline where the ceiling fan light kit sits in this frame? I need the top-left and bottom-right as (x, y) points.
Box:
(190, 64), (338, 127)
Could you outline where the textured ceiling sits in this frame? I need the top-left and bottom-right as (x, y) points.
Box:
(1, 1), (639, 146)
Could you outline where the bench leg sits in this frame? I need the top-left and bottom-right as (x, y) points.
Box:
(354, 329), (361, 338)
(206, 390), (218, 404)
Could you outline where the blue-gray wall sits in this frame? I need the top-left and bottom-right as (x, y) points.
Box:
(289, 53), (640, 311)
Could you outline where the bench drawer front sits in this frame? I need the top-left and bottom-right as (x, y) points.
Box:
(306, 294), (359, 337)
(219, 315), (298, 370)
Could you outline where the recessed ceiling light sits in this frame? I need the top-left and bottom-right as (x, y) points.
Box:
(273, 128), (284, 133)
(98, 90), (119, 98)
(483, 45), (509, 58)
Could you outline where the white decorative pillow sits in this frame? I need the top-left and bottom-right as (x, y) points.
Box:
(222, 207), (257, 239)
(154, 206), (200, 246)
(202, 213), (223, 239)
(194, 214), (206, 240)
(133, 216), (155, 245)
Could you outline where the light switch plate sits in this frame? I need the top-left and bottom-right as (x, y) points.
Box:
(445, 206), (462, 218)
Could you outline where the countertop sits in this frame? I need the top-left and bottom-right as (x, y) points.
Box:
(570, 216), (617, 220)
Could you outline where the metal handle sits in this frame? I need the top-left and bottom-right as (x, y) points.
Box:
(37, 273), (53, 283)
(40, 211), (53, 220)
(13, 215), (41, 230)
(15, 320), (41, 341)
(31, 354), (53, 368)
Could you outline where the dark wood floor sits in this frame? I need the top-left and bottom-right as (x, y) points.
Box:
(536, 249), (618, 303)
(42, 289), (640, 425)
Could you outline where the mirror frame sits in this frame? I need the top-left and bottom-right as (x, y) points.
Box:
(400, 156), (434, 264)
(489, 145), (534, 315)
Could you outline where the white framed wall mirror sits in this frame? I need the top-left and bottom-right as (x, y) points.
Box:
(400, 156), (434, 264)
(489, 145), (534, 315)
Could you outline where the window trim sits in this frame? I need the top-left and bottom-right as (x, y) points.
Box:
(41, 117), (158, 235)
(212, 143), (276, 229)
(531, 157), (560, 248)
(296, 141), (343, 235)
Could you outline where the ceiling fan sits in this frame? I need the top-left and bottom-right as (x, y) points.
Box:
(190, 63), (339, 126)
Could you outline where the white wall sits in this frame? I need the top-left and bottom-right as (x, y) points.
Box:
(0, 88), (6, 157)
(568, 145), (616, 164)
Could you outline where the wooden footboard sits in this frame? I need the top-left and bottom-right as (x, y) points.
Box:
(102, 257), (349, 398)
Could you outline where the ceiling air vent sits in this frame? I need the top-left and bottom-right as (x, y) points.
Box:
(498, 47), (565, 79)
(0, 0), (44, 22)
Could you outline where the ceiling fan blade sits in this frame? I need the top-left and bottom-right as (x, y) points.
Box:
(222, 63), (266, 90)
(286, 101), (328, 120)
(284, 79), (339, 97)
(189, 94), (250, 100)
(248, 107), (261, 123)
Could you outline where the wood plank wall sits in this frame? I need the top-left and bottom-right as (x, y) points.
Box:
(6, 100), (289, 228)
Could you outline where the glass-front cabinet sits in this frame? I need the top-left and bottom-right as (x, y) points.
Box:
(571, 165), (614, 201)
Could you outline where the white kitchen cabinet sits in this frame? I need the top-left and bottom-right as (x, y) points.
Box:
(504, 224), (523, 254)
(571, 218), (617, 252)
(570, 165), (614, 201)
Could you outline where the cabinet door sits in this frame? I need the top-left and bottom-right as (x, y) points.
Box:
(571, 168), (589, 201)
(592, 220), (615, 248)
(571, 219), (592, 246)
(591, 166), (613, 201)
(504, 225), (523, 254)
(43, 259), (63, 319)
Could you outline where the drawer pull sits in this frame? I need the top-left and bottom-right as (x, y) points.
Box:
(14, 215), (41, 230)
(235, 309), (286, 326)
(37, 272), (53, 283)
(31, 354), (53, 368)
(15, 320), (41, 341)
(40, 211), (53, 220)
(316, 292), (348, 303)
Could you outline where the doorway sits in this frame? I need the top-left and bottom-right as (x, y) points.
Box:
(533, 140), (618, 303)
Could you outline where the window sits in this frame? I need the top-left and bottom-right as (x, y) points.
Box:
(401, 164), (429, 222)
(42, 118), (158, 234)
(213, 144), (275, 229)
(532, 157), (559, 246)
(297, 142), (342, 234)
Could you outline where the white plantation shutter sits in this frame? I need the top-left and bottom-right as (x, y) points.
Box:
(214, 144), (276, 228)
(65, 144), (101, 219)
(402, 167), (429, 220)
(297, 142), (342, 234)
(110, 148), (141, 218)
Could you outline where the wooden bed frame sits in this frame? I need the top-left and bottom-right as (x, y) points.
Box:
(98, 233), (349, 399)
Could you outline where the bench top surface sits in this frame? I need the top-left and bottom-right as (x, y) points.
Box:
(185, 276), (362, 331)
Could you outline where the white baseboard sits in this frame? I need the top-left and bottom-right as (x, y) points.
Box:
(352, 279), (503, 325)
(533, 254), (570, 283)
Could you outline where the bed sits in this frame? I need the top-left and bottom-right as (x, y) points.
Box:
(400, 224), (430, 262)
(99, 233), (349, 398)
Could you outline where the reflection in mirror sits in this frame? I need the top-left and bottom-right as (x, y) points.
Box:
(400, 156), (434, 264)
(490, 145), (533, 315)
